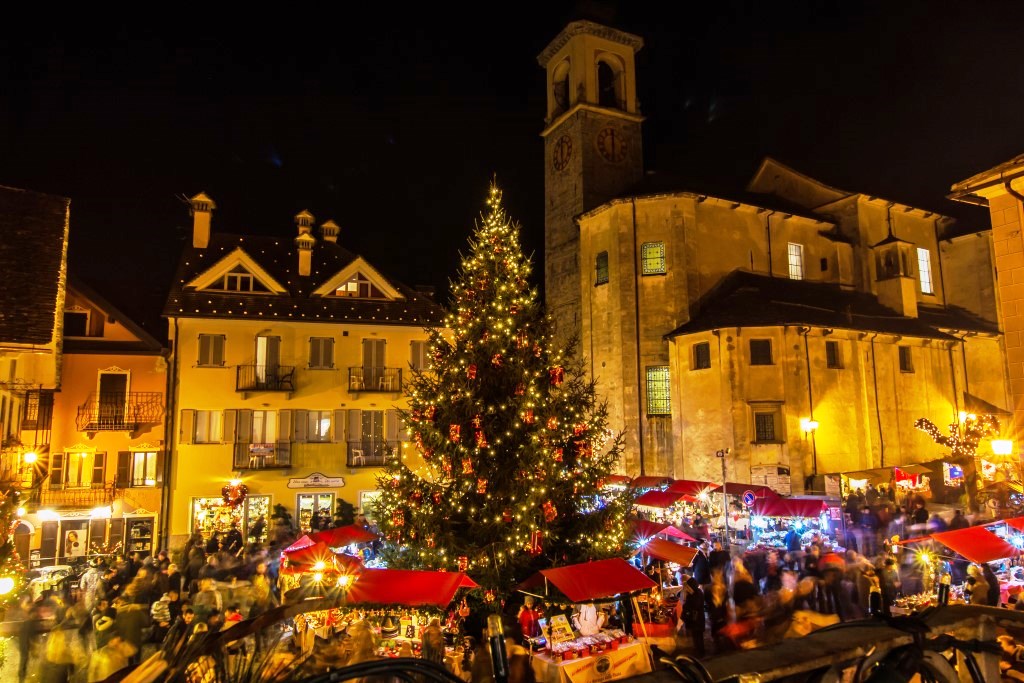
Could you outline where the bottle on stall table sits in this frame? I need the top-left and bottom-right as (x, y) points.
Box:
(868, 583), (883, 617)
(937, 573), (951, 606)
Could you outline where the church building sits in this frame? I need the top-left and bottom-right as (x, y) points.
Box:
(539, 21), (1011, 491)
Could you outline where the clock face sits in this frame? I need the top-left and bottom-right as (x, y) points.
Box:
(552, 135), (572, 171)
(596, 126), (627, 163)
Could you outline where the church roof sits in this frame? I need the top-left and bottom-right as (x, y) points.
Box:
(164, 233), (445, 327)
(665, 271), (996, 340)
(0, 185), (70, 346)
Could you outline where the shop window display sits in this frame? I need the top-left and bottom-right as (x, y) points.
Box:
(191, 494), (270, 543)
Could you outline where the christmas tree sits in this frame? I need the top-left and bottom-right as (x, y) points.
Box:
(374, 182), (632, 598)
(0, 488), (26, 608)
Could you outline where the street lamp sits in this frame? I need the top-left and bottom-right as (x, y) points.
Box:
(992, 439), (1014, 456)
(801, 417), (819, 476)
(716, 448), (730, 549)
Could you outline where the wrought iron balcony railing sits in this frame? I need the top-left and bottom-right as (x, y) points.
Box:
(347, 439), (399, 467)
(233, 442), (292, 470)
(236, 365), (296, 393)
(347, 367), (402, 393)
(75, 392), (165, 432)
(40, 479), (117, 507)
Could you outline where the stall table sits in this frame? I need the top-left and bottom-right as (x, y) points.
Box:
(531, 640), (651, 683)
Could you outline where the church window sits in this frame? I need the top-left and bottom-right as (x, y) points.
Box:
(597, 61), (620, 109)
(692, 342), (711, 370)
(787, 243), (804, 280)
(595, 251), (609, 285)
(645, 366), (670, 415)
(641, 242), (666, 275)
(826, 340), (843, 369)
(899, 346), (914, 373)
(749, 339), (773, 366)
(917, 248), (934, 294)
(753, 411), (780, 443)
(553, 60), (571, 114)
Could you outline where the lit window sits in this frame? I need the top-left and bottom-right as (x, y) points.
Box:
(826, 340), (843, 369)
(646, 366), (670, 415)
(194, 410), (223, 443)
(899, 346), (914, 373)
(641, 242), (666, 275)
(309, 337), (334, 369)
(334, 273), (385, 299)
(749, 339), (773, 366)
(692, 342), (711, 370)
(252, 410), (277, 444)
(788, 243), (804, 280)
(198, 334), (225, 367)
(132, 451), (158, 487)
(754, 412), (778, 442)
(595, 251), (609, 285)
(917, 248), (933, 294)
(307, 410), (332, 442)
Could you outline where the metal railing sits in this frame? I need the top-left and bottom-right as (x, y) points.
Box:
(235, 365), (296, 392)
(346, 440), (399, 467)
(233, 442), (292, 469)
(346, 367), (402, 392)
(40, 479), (117, 507)
(75, 392), (164, 431)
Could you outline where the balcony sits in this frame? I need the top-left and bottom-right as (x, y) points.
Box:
(233, 442), (292, 470)
(347, 367), (402, 393)
(236, 365), (295, 393)
(39, 479), (117, 508)
(347, 439), (400, 467)
(75, 392), (164, 432)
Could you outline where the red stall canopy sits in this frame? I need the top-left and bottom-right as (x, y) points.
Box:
(635, 490), (687, 509)
(517, 558), (656, 602)
(930, 526), (1018, 564)
(283, 534), (316, 553)
(634, 538), (698, 567)
(629, 476), (673, 490)
(1003, 517), (1024, 533)
(284, 541), (339, 566)
(629, 519), (696, 542)
(752, 497), (828, 518)
(345, 569), (478, 608)
(280, 552), (363, 575)
(311, 524), (379, 547)
(665, 479), (715, 497)
(604, 475), (631, 486)
(709, 482), (778, 497)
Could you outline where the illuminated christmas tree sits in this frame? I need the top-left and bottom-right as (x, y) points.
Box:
(0, 488), (26, 608)
(915, 412), (999, 512)
(374, 182), (631, 597)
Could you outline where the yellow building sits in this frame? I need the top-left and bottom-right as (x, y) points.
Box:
(20, 277), (168, 565)
(163, 194), (444, 550)
(950, 154), (1024, 444)
(540, 21), (1011, 491)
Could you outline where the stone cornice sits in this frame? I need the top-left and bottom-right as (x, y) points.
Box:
(537, 21), (644, 66)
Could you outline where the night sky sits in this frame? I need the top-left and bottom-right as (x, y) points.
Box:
(2, 1), (1021, 336)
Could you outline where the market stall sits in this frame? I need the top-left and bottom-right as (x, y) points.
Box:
(629, 476), (673, 491)
(664, 479), (715, 498)
(629, 519), (696, 544)
(747, 496), (842, 552)
(517, 558), (656, 683)
(632, 537), (698, 635)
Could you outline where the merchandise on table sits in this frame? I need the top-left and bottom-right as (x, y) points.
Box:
(538, 629), (631, 662)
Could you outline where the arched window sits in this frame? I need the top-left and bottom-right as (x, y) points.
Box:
(597, 61), (620, 109)
(552, 60), (570, 114)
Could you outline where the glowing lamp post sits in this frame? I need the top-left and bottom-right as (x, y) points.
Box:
(716, 448), (730, 548)
(800, 418), (819, 476)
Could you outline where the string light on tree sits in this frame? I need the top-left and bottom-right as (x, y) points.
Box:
(374, 181), (633, 600)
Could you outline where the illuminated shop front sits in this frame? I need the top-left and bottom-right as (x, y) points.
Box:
(190, 494), (270, 544)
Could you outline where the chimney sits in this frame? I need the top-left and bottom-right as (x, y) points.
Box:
(294, 209), (316, 276)
(321, 220), (339, 243)
(189, 192), (216, 248)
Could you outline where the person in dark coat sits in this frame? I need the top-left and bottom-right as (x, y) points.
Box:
(983, 562), (1002, 607)
(679, 577), (706, 657)
(947, 510), (969, 531)
(224, 524), (244, 554)
(691, 544), (711, 586)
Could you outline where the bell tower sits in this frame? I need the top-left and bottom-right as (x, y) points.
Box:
(538, 20), (644, 345)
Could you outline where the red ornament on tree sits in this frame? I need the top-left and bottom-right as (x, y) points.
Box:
(553, 447), (564, 462)
(432, 492), (443, 505)
(426, 534), (436, 548)
(457, 556), (468, 572)
(477, 478), (488, 494)
(542, 501), (557, 523)
(422, 447), (433, 461)
(575, 440), (593, 459)
(547, 417), (559, 430)
(523, 409), (536, 425)
(425, 405), (437, 422)
(514, 383), (526, 397)
(573, 423), (587, 436)
(462, 458), (474, 475)
(475, 430), (489, 448)
(491, 353), (503, 367)
(442, 462), (452, 478)
(528, 530), (543, 555)
(449, 424), (461, 442)
(466, 364), (477, 380)
(510, 303), (520, 315)
(471, 414), (483, 428)
(549, 366), (565, 386)
(392, 509), (405, 527)
(515, 331), (528, 350)
(533, 343), (542, 358)
(502, 509), (513, 523)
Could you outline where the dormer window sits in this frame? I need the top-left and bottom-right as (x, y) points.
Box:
(334, 273), (385, 299)
(204, 265), (269, 293)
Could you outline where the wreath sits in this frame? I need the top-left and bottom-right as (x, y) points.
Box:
(221, 481), (248, 508)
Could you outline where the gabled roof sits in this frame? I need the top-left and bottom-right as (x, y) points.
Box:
(65, 274), (164, 354)
(665, 271), (995, 340)
(185, 247), (288, 294)
(164, 233), (444, 326)
(0, 185), (70, 346)
(950, 152), (1024, 197)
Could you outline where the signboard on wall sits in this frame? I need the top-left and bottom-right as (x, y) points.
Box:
(287, 472), (345, 489)
(750, 465), (792, 495)
(824, 474), (842, 498)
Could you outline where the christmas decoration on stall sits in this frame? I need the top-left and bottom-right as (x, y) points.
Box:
(915, 412), (1000, 512)
(221, 479), (249, 508)
(375, 180), (634, 600)
(0, 489), (26, 606)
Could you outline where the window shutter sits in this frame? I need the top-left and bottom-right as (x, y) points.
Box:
(180, 409), (195, 445)
(93, 453), (106, 485)
(386, 409), (400, 442)
(40, 522), (58, 565)
(323, 338), (335, 368)
(333, 409), (347, 443)
(155, 451), (165, 486)
(236, 409), (253, 443)
(278, 410), (293, 443)
(49, 453), (64, 489)
(348, 410), (363, 441)
(89, 518), (107, 547)
(198, 335), (210, 365)
(293, 410), (308, 443)
(116, 452), (131, 488)
(214, 334), (225, 366)
(223, 409), (238, 444)
(108, 519), (125, 553)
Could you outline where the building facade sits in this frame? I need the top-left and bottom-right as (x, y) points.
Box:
(541, 22), (1011, 490)
(164, 195), (444, 550)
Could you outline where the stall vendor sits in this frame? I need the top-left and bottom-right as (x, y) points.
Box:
(517, 596), (543, 639)
(573, 602), (606, 636)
